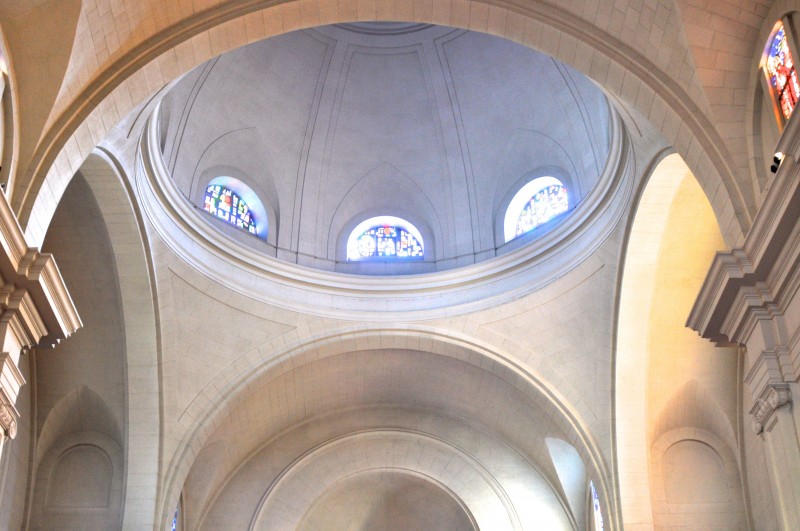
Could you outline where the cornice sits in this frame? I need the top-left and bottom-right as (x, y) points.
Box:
(0, 188), (81, 348)
(19, 249), (83, 347)
(138, 102), (633, 319)
(687, 140), (800, 345)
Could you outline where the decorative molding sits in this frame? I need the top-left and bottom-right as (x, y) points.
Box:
(689, 115), (800, 432)
(0, 181), (81, 445)
(0, 402), (17, 440)
(750, 384), (792, 434)
(0, 186), (81, 348)
(138, 99), (633, 320)
(0, 358), (21, 440)
(688, 139), (800, 345)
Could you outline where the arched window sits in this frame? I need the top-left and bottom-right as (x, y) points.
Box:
(201, 177), (268, 239)
(504, 176), (569, 242)
(763, 20), (800, 125)
(346, 216), (424, 261)
(590, 481), (604, 531)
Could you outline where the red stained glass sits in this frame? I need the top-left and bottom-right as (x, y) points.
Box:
(203, 184), (258, 235)
(766, 22), (800, 121)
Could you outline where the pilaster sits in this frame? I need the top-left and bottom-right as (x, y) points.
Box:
(688, 111), (800, 529)
(0, 188), (80, 447)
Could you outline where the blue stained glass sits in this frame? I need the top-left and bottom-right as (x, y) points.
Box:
(515, 183), (568, 237)
(203, 184), (258, 235)
(354, 225), (423, 259)
(171, 509), (178, 531)
(766, 22), (800, 121)
(591, 481), (604, 531)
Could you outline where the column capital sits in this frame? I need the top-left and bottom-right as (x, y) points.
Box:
(750, 384), (792, 434)
(0, 401), (18, 440)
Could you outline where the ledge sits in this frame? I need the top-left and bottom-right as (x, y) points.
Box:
(687, 120), (800, 345)
(0, 188), (81, 347)
(137, 102), (634, 319)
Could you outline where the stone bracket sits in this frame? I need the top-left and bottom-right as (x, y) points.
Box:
(750, 384), (792, 434)
(0, 353), (23, 440)
(687, 150), (800, 345)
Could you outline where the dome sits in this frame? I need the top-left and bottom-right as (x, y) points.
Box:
(139, 23), (632, 317)
(156, 23), (615, 274)
(6, 4), (786, 531)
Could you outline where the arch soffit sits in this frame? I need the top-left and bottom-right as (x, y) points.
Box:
(35, 385), (122, 466)
(0, 0), (82, 202)
(192, 400), (576, 530)
(650, 379), (738, 455)
(296, 468), (479, 531)
(18, 1), (749, 250)
(251, 430), (514, 530)
(613, 149), (695, 529)
(160, 326), (616, 529)
(75, 149), (161, 530)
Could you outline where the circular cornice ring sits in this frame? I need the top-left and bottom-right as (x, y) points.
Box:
(137, 101), (633, 319)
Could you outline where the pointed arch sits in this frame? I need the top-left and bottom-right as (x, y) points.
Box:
(72, 149), (161, 529)
(615, 152), (735, 527)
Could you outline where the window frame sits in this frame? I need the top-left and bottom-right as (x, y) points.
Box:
(502, 176), (570, 243)
(587, 480), (604, 531)
(200, 176), (269, 240)
(345, 215), (426, 262)
(760, 15), (800, 131)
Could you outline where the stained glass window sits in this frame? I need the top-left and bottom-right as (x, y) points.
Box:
(504, 176), (569, 242)
(590, 481), (604, 531)
(171, 509), (178, 531)
(515, 184), (568, 236)
(765, 21), (800, 122)
(346, 216), (424, 260)
(203, 184), (258, 235)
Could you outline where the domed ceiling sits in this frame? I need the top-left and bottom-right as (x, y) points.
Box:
(157, 22), (613, 276)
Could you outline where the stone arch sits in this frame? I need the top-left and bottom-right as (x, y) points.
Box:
(0, 0), (81, 200)
(35, 386), (121, 466)
(615, 151), (739, 528)
(190, 397), (576, 529)
(616, 150), (683, 527)
(17, 0), (748, 253)
(545, 437), (588, 531)
(251, 431), (510, 530)
(649, 428), (746, 529)
(30, 386), (125, 529)
(31, 431), (124, 530)
(160, 326), (617, 529)
(71, 149), (161, 529)
(651, 379), (738, 454)
(297, 468), (477, 531)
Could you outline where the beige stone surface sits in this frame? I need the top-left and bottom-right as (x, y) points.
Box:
(0, 2), (799, 530)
